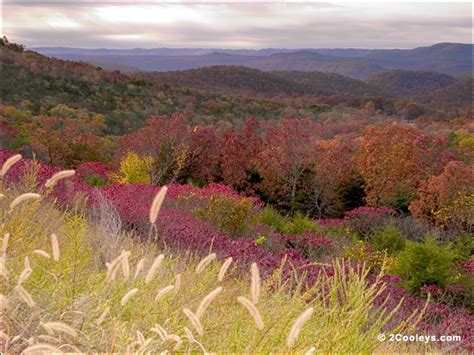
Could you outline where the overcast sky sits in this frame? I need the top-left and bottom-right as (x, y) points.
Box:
(2, 1), (472, 49)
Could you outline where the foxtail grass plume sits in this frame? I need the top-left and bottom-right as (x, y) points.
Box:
(133, 258), (145, 279)
(23, 343), (63, 354)
(174, 273), (181, 292)
(51, 233), (60, 261)
(136, 330), (146, 347)
(0, 154), (22, 177)
(218, 257), (233, 282)
(0, 256), (7, 280)
(196, 286), (223, 318)
(195, 253), (216, 274)
(15, 285), (35, 308)
(106, 251), (131, 283)
(0, 294), (9, 311)
(121, 288), (139, 306)
(37, 335), (60, 343)
(287, 307), (314, 347)
(9, 193), (41, 211)
(44, 170), (75, 189)
(121, 252), (130, 279)
(96, 306), (110, 326)
(145, 254), (164, 284)
(2, 233), (9, 255)
(17, 257), (32, 286)
(149, 186), (168, 224)
(250, 262), (260, 304)
(151, 324), (168, 340)
(41, 321), (78, 338)
(155, 285), (175, 301)
(182, 308), (204, 336)
(237, 296), (264, 330)
(33, 249), (51, 259)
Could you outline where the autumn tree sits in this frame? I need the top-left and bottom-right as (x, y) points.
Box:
(23, 110), (108, 167)
(310, 138), (362, 217)
(258, 118), (318, 211)
(410, 161), (474, 233)
(218, 117), (263, 194)
(115, 114), (191, 185)
(358, 124), (454, 210)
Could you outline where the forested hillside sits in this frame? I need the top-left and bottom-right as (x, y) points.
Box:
(1, 38), (473, 353)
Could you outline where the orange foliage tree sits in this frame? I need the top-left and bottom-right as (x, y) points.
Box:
(358, 124), (454, 210)
(410, 161), (474, 232)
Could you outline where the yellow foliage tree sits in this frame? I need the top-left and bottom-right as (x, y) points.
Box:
(111, 152), (154, 184)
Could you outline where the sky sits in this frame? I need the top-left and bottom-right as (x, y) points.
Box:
(2, 1), (473, 49)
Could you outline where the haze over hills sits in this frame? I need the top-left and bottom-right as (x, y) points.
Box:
(33, 43), (473, 79)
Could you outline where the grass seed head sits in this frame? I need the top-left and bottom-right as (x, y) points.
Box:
(237, 296), (264, 330)
(15, 285), (35, 308)
(250, 262), (260, 304)
(9, 193), (41, 211)
(42, 321), (78, 338)
(120, 288), (139, 306)
(196, 286), (223, 318)
(145, 254), (164, 284)
(149, 186), (168, 224)
(44, 170), (76, 189)
(218, 257), (233, 282)
(2, 233), (9, 255)
(96, 307), (110, 326)
(287, 307), (315, 347)
(0, 154), (22, 177)
(182, 308), (204, 336)
(33, 249), (51, 258)
(155, 285), (175, 301)
(195, 253), (216, 274)
(51, 233), (60, 261)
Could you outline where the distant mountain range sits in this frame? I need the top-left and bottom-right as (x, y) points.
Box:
(33, 43), (473, 79)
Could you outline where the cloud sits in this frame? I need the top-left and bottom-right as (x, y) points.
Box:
(2, 2), (472, 49)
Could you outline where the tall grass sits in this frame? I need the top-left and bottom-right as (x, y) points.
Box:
(0, 185), (426, 352)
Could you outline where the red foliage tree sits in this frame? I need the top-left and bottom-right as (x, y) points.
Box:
(218, 117), (263, 194)
(258, 118), (318, 211)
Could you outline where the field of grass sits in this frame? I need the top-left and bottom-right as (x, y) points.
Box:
(0, 181), (429, 353)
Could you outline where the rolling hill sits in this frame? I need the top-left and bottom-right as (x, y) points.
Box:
(33, 43), (473, 79)
(367, 70), (457, 98)
(138, 66), (380, 97)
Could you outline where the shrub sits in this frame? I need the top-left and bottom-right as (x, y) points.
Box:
(392, 237), (457, 292)
(193, 194), (256, 236)
(283, 212), (320, 235)
(343, 241), (394, 271)
(344, 206), (395, 239)
(111, 152), (153, 184)
(257, 206), (288, 233)
(370, 222), (406, 255)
